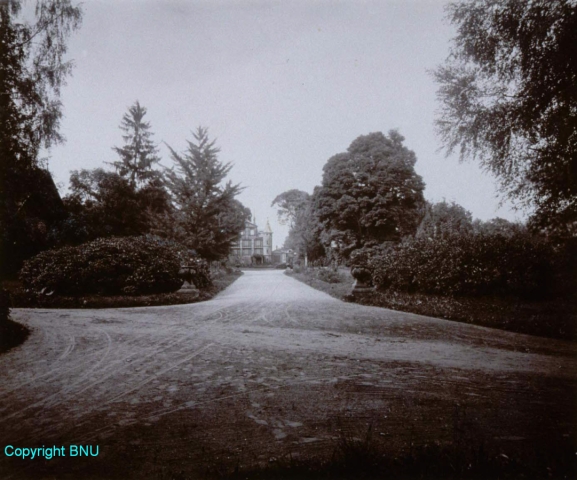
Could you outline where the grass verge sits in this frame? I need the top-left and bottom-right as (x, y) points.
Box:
(287, 269), (577, 342)
(3, 272), (242, 309)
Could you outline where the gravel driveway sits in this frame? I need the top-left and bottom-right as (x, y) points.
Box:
(2, 270), (576, 478)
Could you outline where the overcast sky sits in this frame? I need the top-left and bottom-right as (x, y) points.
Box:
(44, 0), (522, 247)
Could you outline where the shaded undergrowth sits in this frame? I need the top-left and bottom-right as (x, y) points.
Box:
(287, 269), (577, 341)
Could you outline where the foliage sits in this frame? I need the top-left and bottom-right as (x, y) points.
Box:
(315, 268), (345, 284)
(111, 101), (161, 187)
(313, 131), (426, 259)
(288, 268), (576, 341)
(271, 189), (310, 228)
(162, 127), (251, 261)
(417, 200), (473, 239)
(19, 236), (183, 296)
(549, 238), (577, 299)
(1, 167), (67, 276)
(8, 270), (243, 309)
(472, 217), (524, 237)
(434, 0), (577, 236)
(291, 204), (326, 262)
(371, 229), (554, 298)
(62, 168), (170, 242)
(61, 103), (168, 244)
(0, 0), (82, 159)
(273, 188), (326, 262)
(0, 0), (82, 276)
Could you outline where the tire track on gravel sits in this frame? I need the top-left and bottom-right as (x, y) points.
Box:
(9, 304), (256, 441)
(79, 342), (216, 441)
(60, 301), (276, 442)
(41, 329), (113, 408)
(37, 308), (226, 404)
(0, 329), (112, 423)
(82, 368), (381, 444)
(0, 328), (100, 398)
(4, 327), (208, 435)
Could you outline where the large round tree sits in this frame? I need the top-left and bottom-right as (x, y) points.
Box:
(314, 130), (426, 258)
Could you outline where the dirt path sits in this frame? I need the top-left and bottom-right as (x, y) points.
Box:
(1, 270), (576, 478)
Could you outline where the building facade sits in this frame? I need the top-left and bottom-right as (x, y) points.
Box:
(271, 247), (295, 265)
(230, 218), (273, 265)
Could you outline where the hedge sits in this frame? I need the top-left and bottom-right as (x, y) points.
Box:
(370, 231), (554, 298)
(20, 236), (184, 296)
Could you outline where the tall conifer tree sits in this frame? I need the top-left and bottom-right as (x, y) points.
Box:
(163, 127), (250, 260)
(112, 101), (161, 188)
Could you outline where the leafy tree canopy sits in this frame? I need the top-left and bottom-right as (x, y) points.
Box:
(473, 217), (526, 237)
(271, 189), (310, 229)
(417, 200), (473, 239)
(0, 0), (82, 163)
(272, 189), (325, 262)
(434, 0), (577, 237)
(162, 127), (250, 261)
(64, 169), (169, 242)
(314, 131), (426, 258)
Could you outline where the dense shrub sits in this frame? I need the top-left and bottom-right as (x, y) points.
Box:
(20, 236), (184, 296)
(371, 231), (554, 298)
(315, 268), (345, 284)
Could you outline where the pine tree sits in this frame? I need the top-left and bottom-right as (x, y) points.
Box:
(163, 127), (250, 260)
(111, 101), (161, 187)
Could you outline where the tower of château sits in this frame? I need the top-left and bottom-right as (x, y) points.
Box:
(262, 219), (273, 259)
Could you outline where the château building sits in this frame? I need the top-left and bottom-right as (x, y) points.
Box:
(230, 218), (273, 265)
(271, 247), (295, 265)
